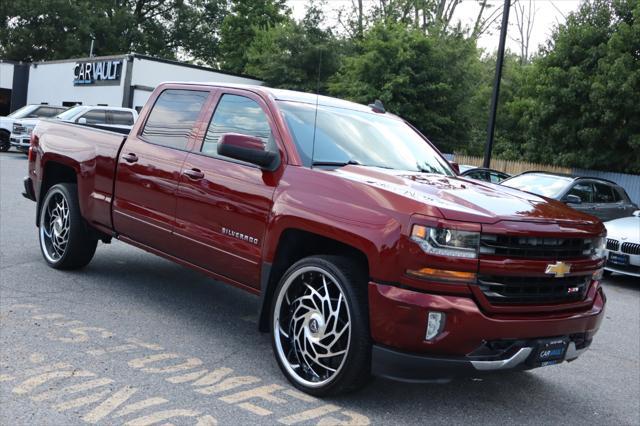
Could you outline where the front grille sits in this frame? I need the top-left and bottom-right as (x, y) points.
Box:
(607, 238), (620, 251)
(621, 242), (640, 255)
(480, 234), (592, 259)
(477, 275), (590, 305)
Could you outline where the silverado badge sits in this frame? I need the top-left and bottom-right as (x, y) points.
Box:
(545, 261), (571, 278)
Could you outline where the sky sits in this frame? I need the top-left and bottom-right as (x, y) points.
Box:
(288, 0), (582, 55)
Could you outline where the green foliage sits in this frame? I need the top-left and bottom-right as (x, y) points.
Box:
(500, 0), (640, 173)
(244, 3), (342, 93)
(328, 22), (480, 154)
(0, 0), (227, 63)
(218, 0), (290, 74)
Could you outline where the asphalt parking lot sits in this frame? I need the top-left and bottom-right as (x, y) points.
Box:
(1, 151), (639, 425)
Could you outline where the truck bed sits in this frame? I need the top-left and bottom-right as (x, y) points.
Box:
(31, 120), (128, 231)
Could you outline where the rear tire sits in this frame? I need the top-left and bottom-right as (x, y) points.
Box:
(39, 183), (97, 269)
(270, 255), (371, 396)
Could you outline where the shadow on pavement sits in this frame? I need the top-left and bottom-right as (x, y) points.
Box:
(67, 245), (597, 415)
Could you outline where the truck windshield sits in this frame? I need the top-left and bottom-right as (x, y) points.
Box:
(278, 101), (453, 175)
(7, 105), (35, 118)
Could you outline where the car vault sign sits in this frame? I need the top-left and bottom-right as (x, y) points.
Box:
(73, 59), (122, 86)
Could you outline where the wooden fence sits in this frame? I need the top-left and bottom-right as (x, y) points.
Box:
(453, 154), (572, 175)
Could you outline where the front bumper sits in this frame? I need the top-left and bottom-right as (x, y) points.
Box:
(10, 136), (30, 152)
(368, 282), (605, 381)
(604, 249), (640, 277)
(372, 338), (589, 383)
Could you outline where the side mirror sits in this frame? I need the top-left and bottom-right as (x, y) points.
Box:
(218, 133), (279, 171)
(449, 161), (460, 174)
(77, 117), (87, 124)
(563, 194), (582, 205)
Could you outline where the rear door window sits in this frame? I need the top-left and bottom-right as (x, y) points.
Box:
(593, 183), (615, 203)
(141, 89), (209, 150)
(567, 182), (594, 203)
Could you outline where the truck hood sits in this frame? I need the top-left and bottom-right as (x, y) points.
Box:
(15, 118), (40, 126)
(333, 166), (599, 225)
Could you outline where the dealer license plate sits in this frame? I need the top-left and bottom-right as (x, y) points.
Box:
(608, 252), (630, 265)
(534, 338), (569, 366)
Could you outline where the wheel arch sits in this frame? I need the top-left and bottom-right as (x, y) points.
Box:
(36, 159), (79, 226)
(258, 227), (372, 332)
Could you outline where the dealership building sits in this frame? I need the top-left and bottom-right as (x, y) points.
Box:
(0, 53), (262, 116)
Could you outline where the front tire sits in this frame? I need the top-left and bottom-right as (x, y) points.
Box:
(0, 131), (9, 152)
(39, 183), (97, 269)
(271, 255), (371, 396)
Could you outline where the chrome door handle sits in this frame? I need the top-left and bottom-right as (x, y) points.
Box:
(183, 168), (205, 180)
(122, 153), (138, 163)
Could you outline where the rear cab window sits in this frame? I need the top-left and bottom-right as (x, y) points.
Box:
(141, 89), (209, 150)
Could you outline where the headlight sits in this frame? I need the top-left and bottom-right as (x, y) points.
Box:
(591, 236), (606, 258)
(411, 225), (480, 259)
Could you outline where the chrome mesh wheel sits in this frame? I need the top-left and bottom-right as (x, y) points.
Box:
(40, 192), (70, 262)
(273, 266), (351, 388)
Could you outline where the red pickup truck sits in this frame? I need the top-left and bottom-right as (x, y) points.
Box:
(24, 83), (606, 396)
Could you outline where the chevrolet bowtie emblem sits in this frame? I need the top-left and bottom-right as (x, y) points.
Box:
(545, 261), (571, 278)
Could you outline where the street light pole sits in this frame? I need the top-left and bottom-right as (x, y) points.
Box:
(483, 0), (511, 168)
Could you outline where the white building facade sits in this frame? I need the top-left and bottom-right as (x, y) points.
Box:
(0, 54), (262, 114)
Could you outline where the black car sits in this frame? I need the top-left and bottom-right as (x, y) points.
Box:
(460, 167), (511, 183)
(502, 171), (638, 221)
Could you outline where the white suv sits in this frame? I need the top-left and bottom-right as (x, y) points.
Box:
(1, 105), (67, 152)
(10, 106), (139, 152)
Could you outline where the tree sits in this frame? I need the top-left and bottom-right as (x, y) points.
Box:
(245, 3), (342, 94)
(510, 0), (537, 64)
(0, 0), (227, 63)
(329, 22), (480, 154)
(218, 0), (289, 74)
(514, 0), (640, 173)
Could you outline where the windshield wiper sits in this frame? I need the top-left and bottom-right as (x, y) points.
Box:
(312, 160), (362, 167)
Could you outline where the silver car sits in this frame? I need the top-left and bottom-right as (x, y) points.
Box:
(604, 211), (640, 278)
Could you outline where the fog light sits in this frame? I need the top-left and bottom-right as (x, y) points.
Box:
(426, 311), (446, 341)
(593, 268), (604, 280)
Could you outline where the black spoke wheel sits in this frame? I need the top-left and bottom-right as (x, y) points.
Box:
(271, 255), (370, 396)
(39, 183), (97, 269)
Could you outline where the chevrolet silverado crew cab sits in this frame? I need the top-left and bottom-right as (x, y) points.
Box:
(24, 83), (607, 396)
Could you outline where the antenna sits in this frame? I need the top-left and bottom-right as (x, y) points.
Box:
(310, 48), (322, 168)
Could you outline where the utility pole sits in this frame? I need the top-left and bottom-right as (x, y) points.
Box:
(89, 36), (95, 58)
(483, 0), (511, 168)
